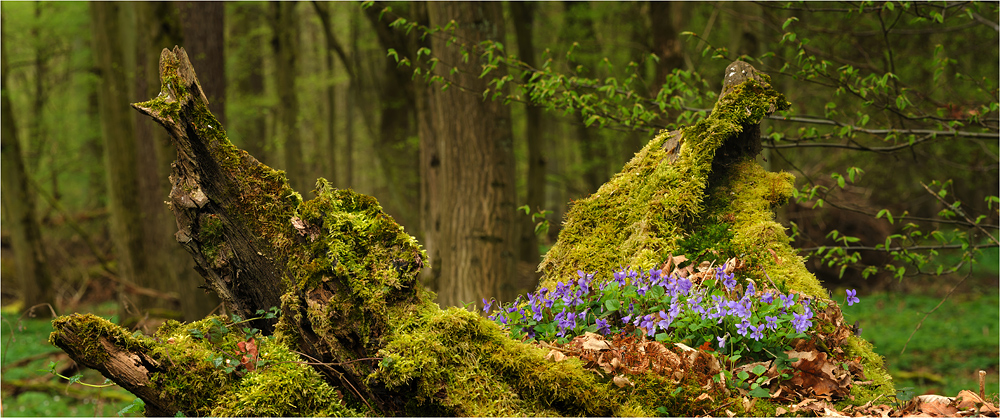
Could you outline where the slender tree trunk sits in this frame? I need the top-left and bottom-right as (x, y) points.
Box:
(135, 2), (221, 321)
(228, 2), (269, 165)
(1, 20), (54, 310)
(561, 1), (607, 194)
(270, 1), (306, 192)
(362, 4), (420, 233)
(651, 1), (684, 96)
(90, 1), (150, 318)
(312, 1), (356, 186)
(510, 1), (544, 285)
(175, 2), (226, 127)
(425, 2), (517, 307)
(345, 10), (358, 188)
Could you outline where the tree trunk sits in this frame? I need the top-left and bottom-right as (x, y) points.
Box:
(50, 48), (893, 417)
(424, 2), (518, 307)
(1, 24), (54, 310)
(362, 4), (421, 234)
(561, 1), (608, 194)
(510, 1), (545, 289)
(650, 1), (684, 96)
(270, 1), (306, 192)
(175, 1), (226, 126)
(134, 1), (220, 321)
(228, 2), (270, 166)
(90, 1), (152, 319)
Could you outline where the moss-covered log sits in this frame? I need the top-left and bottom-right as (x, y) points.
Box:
(50, 47), (894, 417)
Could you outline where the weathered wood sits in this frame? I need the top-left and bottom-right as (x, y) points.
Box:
(51, 49), (894, 417)
(49, 314), (176, 417)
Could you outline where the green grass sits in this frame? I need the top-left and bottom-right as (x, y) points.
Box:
(842, 289), (1000, 398)
(1, 304), (139, 417)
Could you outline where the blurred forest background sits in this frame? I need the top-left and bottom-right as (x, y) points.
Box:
(0, 1), (997, 415)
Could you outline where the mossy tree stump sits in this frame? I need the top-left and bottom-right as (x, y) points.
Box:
(49, 48), (893, 416)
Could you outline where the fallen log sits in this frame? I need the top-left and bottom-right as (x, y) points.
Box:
(49, 46), (894, 416)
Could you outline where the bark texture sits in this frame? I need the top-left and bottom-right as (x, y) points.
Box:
(424, 2), (518, 307)
(51, 50), (894, 417)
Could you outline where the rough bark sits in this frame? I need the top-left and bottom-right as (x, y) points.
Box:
(424, 2), (518, 307)
(651, 1), (684, 96)
(134, 1), (220, 322)
(175, 1), (226, 126)
(51, 51), (894, 417)
(561, 1), (608, 194)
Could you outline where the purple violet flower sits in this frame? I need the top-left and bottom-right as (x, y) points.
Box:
(657, 310), (674, 331)
(596, 318), (610, 335)
(846, 289), (860, 306)
(640, 314), (657, 336)
(732, 299), (751, 319)
(792, 312), (812, 333)
(736, 319), (751, 336)
(750, 324), (765, 341)
(780, 293), (796, 308)
(676, 277), (693, 295)
(717, 335), (726, 348)
(765, 315), (778, 331)
(760, 292), (774, 304)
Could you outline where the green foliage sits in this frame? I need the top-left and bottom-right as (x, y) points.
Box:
(375, 0), (998, 285)
(485, 265), (860, 397)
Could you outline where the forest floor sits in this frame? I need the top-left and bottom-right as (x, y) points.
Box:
(0, 252), (997, 416)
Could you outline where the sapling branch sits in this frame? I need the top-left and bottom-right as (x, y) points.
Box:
(920, 182), (1000, 246)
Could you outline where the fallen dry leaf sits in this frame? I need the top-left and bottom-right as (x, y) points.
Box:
(613, 374), (633, 388)
(545, 349), (566, 362)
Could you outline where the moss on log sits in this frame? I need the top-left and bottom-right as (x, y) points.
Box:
(49, 48), (894, 416)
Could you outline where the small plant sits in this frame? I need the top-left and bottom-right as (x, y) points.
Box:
(186, 307), (280, 375)
(518, 205), (552, 237)
(484, 263), (860, 392)
(42, 361), (116, 388)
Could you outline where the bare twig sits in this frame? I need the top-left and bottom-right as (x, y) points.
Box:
(920, 182), (1000, 246)
(900, 270), (970, 355)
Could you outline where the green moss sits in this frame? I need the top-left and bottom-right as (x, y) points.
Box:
(539, 76), (792, 289)
(49, 314), (152, 366)
(536, 61), (893, 411)
(373, 305), (623, 416)
(150, 316), (358, 417)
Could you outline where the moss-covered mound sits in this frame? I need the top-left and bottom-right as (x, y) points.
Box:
(535, 60), (895, 407)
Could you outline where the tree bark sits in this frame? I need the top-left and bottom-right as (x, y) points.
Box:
(424, 2), (518, 307)
(561, 1), (608, 194)
(651, 1), (684, 96)
(134, 1), (220, 321)
(52, 49), (892, 417)
(1, 23), (54, 310)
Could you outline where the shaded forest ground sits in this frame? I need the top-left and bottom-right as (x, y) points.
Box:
(1, 226), (997, 415)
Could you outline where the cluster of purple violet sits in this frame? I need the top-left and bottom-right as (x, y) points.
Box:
(484, 266), (860, 361)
